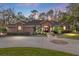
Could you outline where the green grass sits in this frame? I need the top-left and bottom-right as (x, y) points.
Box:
(62, 33), (79, 39)
(0, 47), (75, 56)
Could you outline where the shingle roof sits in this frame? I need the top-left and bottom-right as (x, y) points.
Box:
(40, 20), (64, 26)
(3, 19), (67, 26)
(25, 20), (43, 25)
(50, 21), (64, 26)
(7, 20), (44, 25)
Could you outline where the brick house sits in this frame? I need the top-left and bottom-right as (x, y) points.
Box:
(41, 20), (67, 32)
(7, 20), (42, 35)
(0, 19), (70, 35)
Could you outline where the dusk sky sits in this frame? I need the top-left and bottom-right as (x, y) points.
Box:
(0, 3), (68, 16)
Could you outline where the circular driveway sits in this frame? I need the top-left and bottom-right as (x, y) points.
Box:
(0, 36), (79, 55)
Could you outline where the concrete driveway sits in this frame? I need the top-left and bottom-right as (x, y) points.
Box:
(0, 36), (79, 55)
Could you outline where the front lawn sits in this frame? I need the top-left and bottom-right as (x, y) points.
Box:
(0, 47), (75, 56)
(61, 33), (79, 39)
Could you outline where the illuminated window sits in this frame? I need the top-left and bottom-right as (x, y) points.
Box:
(63, 26), (66, 30)
(18, 26), (22, 30)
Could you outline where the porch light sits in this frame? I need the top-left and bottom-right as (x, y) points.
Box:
(18, 26), (22, 30)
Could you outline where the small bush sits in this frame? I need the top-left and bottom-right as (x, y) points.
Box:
(0, 27), (7, 33)
(7, 32), (31, 36)
(53, 26), (64, 34)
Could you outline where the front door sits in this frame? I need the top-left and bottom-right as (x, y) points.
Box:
(43, 25), (50, 32)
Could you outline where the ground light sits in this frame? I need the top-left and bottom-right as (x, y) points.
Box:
(62, 33), (79, 39)
(64, 33), (78, 36)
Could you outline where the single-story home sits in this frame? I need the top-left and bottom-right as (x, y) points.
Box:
(0, 19), (71, 35)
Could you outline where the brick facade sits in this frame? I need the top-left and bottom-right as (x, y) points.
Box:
(7, 21), (35, 35)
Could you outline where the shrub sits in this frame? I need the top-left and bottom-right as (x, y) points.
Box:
(53, 26), (64, 34)
(7, 32), (31, 36)
(0, 27), (7, 33)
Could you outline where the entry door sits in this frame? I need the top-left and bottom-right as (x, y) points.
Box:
(43, 25), (50, 32)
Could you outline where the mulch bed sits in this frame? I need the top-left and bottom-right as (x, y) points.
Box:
(50, 40), (68, 45)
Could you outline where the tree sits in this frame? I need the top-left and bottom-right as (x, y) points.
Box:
(31, 10), (38, 14)
(31, 10), (38, 17)
(66, 3), (79, 32)
(59, 12), (67, 22)
(2, 8), (16, 24)
(46, 9), (53, 21)
(67, 3), (79, 17)
(18, 12), (22, 16)
(54, 10), (67, 22)
(39, 12), (46, 20)
(31, 10), (38, 20)
(17, 12), (26, 21)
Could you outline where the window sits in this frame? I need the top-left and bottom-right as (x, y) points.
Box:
(18, 26), (22, 30)
(63, 26), (66, 30)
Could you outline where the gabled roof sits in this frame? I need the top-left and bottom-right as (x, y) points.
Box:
(25, 20), (43, 25)
(50, 21), (64, 26)
(40, 20), (64, 26)
(7, 20), (27, 25)
(4, 19), (67, 26)
(7, 20), (44, 25)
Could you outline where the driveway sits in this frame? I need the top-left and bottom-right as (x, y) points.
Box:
(0, 36), (79, 55)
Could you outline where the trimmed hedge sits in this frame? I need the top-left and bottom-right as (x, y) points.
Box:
(7, 32), (32, 36)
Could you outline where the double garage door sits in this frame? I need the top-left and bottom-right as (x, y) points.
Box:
(7, 27), (34, 35)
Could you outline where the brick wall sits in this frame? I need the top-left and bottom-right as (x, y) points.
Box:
(7, 22), (34, 35)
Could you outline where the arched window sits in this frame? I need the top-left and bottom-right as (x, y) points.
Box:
(18, 26), (22, 30)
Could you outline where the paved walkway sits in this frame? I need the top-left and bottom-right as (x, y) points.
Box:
(0, 35), (79, 55)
